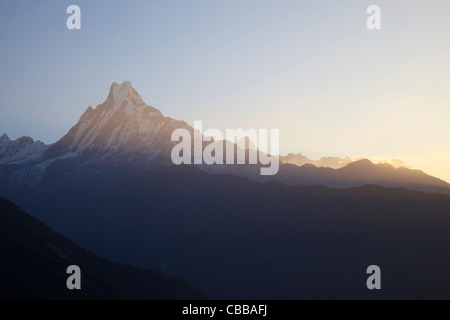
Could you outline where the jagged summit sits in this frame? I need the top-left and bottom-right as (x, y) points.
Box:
(0, 134), (48, 165)
(104, 81), (145, 111)
(43, 81), (190, 161)
(112, 81), (131, 88)
(280, 153), (353, 169)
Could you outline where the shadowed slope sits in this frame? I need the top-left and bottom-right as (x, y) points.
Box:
(0, 197), (206, 300)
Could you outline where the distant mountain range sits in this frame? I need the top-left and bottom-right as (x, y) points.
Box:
(280, 153), (408, 170)
(0, 134), (47, 166)
(1, 81), (449, 194)
(280, 153), (353, 169)
(2, 81), (450, 299)
(0, 197), (205, 300)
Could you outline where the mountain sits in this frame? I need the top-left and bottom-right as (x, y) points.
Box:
(0, 196), (205, 300)
(7, 164), (450, 299)
(280, 153), (409, 170)
(3, 82), (192, 187)
(259, 158), (450, 194)
(43, 81), (191, 163)
(280, 153), (352, 169)
(0, 81), (448, 194)
(2, 81), (450, 299)
(0, 134), (49, 166)
(277, 154), (449, 193)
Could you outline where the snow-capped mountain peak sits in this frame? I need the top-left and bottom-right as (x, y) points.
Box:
(111, 81), (132, 101)
(0, 134), (49, 165)
(1, 81), (449, 195)
(106, 81), (144, 112)
(43, 81), (190, 162)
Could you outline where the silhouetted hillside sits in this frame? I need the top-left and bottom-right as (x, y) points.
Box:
(259, 159), (450, 194)
(7, 164), (450, 299)
(0, 197), (206, 300)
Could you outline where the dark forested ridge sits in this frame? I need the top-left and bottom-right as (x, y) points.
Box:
(3, 164), (450, 299)
(0, 197), (206, 300)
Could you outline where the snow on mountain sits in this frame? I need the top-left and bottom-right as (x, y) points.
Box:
(0, 134), (49, 166)
(43, 81), (191, 162)
(1, 81), (448, 194)
(280, 153), (409, 170)
(280, 153), (352, 169)
(0, 82), (193, 186)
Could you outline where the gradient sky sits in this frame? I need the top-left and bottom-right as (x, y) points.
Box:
(0, 0), (449, 181)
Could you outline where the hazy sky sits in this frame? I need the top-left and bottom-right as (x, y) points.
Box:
(0, 0), (449, 181)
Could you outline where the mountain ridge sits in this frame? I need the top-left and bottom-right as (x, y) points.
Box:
(12, 163), (450, 299)
(1, 81), (449, 194)
(0, 134), (49, 166)
(0, 196), (206, 300)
